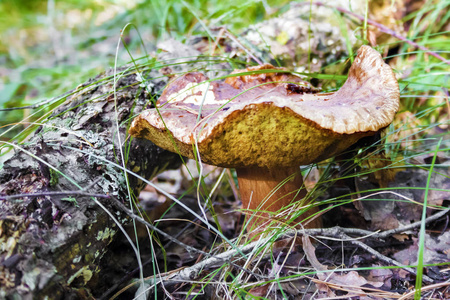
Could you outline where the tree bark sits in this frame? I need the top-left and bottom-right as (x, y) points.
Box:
(0, 64), (182, 298)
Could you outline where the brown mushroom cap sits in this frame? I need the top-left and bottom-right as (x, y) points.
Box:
(130, 45), (399, 169)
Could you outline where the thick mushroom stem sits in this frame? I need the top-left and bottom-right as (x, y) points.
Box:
(236, 166), (321, 234)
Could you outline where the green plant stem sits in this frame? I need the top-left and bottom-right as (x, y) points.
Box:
(414, 138), (442, 299)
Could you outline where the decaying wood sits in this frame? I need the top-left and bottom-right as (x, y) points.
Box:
(0, 65), (183, 298)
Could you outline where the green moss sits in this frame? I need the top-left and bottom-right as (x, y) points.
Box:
(49, 168), (59, 186)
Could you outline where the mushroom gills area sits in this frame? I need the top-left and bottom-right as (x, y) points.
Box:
(236, 166), (321, 233)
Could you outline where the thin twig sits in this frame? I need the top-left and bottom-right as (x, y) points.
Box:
(310, 208), (449, 240)
(108, 222), (269, 300)
(110, 229), (287, 299)
(0, 178), (107, 200)
(111, 196), (210, 258)
(377, 208), (450, 239)
(343, 233), (434, 283)
(109, 207), (448, 298)
(98, 214), (200, 300)
(101, 206), (266, 300)
(0, 191), (110, 201)
(143, 208), (449, 289)
(112, 196), (265, 276)
(311, 1), (450, 65)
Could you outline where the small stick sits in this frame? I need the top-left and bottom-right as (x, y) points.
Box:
(111, 196), (210, 258)
(0, 190), (110, 201)
(343, 233), (434, 284)
(109, 208), (448, 297)
(0, 178), (107, 200)
(112, 196), (265, 275)
(376, 208), (449, 239)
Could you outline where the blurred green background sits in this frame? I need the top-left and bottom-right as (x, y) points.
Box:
(0, 0), (291, 139)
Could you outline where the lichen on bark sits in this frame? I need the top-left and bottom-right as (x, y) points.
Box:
(0, 63), (182, 298)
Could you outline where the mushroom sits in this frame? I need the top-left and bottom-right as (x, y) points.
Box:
(129, 45), (399, 235)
